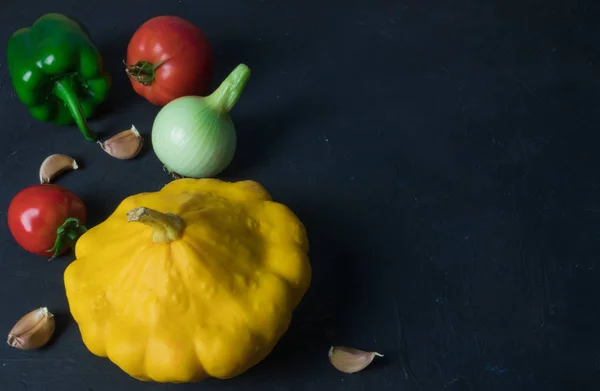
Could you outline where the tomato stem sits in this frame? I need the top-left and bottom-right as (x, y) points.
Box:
(124, 59), (170, 86)
(46, 217), (87, 261)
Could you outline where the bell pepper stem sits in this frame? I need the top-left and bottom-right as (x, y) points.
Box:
(46, 217), (87, 261)
(53, 78), (97, 141)
(206, 64), (251, 115)
(127, 207), (185, 244)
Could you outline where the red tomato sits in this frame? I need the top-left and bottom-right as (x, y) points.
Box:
(125, 16), (214, 106)
(7, 184), (86, 258)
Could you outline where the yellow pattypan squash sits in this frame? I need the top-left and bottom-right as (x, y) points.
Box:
(63, 179), (311, 383)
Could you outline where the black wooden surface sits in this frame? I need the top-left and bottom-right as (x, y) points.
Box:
(1, 1), (599, 390)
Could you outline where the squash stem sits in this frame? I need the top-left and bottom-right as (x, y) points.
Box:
(206, 64), (251, 114)
(127, 207), (185, 243)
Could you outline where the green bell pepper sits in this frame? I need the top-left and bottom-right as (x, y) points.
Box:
(7, 13), (111, 141)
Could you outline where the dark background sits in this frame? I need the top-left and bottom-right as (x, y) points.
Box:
(0, 0), (599, 390)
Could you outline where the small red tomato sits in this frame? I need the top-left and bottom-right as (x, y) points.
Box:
(7, 184), (87, 259)
(125, 15), (214, 106)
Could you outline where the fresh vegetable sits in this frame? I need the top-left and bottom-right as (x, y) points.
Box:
(8, 184), (87, 259)
(7, 307), (56, 350)
(328, 346), (383, 374)
(7, 13), (111, 141)
(151, 64), (250, 178)
(39, 154), (78, 184)
(125, 15), (214, 106)
(98, 126), (144, 160)
(64, 178), (311, 383)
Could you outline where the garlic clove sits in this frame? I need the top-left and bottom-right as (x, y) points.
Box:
(39, 154), (78, 184)
(98, 125), (144, 160)
(7, 307), (56, 350)
(328, 346), (383, 374)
